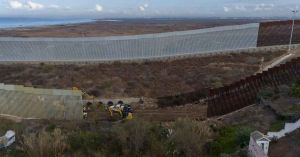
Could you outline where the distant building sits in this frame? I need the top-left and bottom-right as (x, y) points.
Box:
(0, 130), (15, 149)
(248, 131), (271, 157)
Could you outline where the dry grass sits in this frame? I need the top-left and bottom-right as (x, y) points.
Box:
(0, 50), (285, 98)
(20, 129), (68, 157)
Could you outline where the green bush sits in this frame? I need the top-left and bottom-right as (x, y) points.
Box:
(269, 120), (285, 132)
(269, 115), (292, 132)
(207, 126), (253, 157)
(236, 127), (252, 148)
(45, 124), (56, 132)
(290, 82), (300, 97)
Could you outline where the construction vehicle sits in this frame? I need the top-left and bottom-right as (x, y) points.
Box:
(108, 101), (133, 120)
(73, 87), (133, 120)
(0, 130), (15, 149)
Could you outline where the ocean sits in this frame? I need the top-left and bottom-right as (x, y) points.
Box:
(0, 18), (95, 29)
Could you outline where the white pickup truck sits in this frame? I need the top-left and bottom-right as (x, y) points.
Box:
(0, 130), (15, 149)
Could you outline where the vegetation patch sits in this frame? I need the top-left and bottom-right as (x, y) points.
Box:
(1, 118), (214, 157)
(288, 104), (300, 114)
(207, 126), (253, 157)
(290, 81), (300, 98)
(269, 120), (285, 132)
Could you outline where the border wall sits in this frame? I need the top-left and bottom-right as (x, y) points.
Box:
(0, 21), (299, 63)
(0, 23), (259, 62)
(157, 44), (300, 107)
(0, 44), (296, 65)
(0, 83), (83, 120)
(207, 57), (300, 117)
(257, 20), (300, 47)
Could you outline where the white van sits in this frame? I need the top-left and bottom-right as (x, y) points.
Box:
(0, 130), (15, 148)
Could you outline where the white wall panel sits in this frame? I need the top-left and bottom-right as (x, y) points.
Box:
(0, 23), (259, 61)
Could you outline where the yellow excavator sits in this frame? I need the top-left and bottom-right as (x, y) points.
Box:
(107, 101), (133, 120)
(73, 87), (133, 120)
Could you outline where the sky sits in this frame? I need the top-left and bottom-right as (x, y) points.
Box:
(0, 0), (300, 18)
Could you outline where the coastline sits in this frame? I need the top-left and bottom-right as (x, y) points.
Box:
(0, 19), (97, 30)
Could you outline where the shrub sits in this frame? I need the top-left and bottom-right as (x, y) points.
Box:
(269, 120), (285, 132)
(269, 115), (292, 132)
(111, 119), (168, 157)
(290, 82), (300, 97)
(68, 131), (106, 154)
(112, 119), (151, 156)
(45, 124), (56, 132)
(237, 149), (248, 157)
(236, 127), (252, 148)
(0, 119), (24, 136)
(0, 149), (28, 157)
(20, 128), (68, 157)
(167, 118), (212, 157)
(207, 126), (253, 157)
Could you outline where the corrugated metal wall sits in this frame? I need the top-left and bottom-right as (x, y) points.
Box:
(257, 20), (300, 47)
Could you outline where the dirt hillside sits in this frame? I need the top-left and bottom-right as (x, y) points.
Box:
(0, 50), (286, 98)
